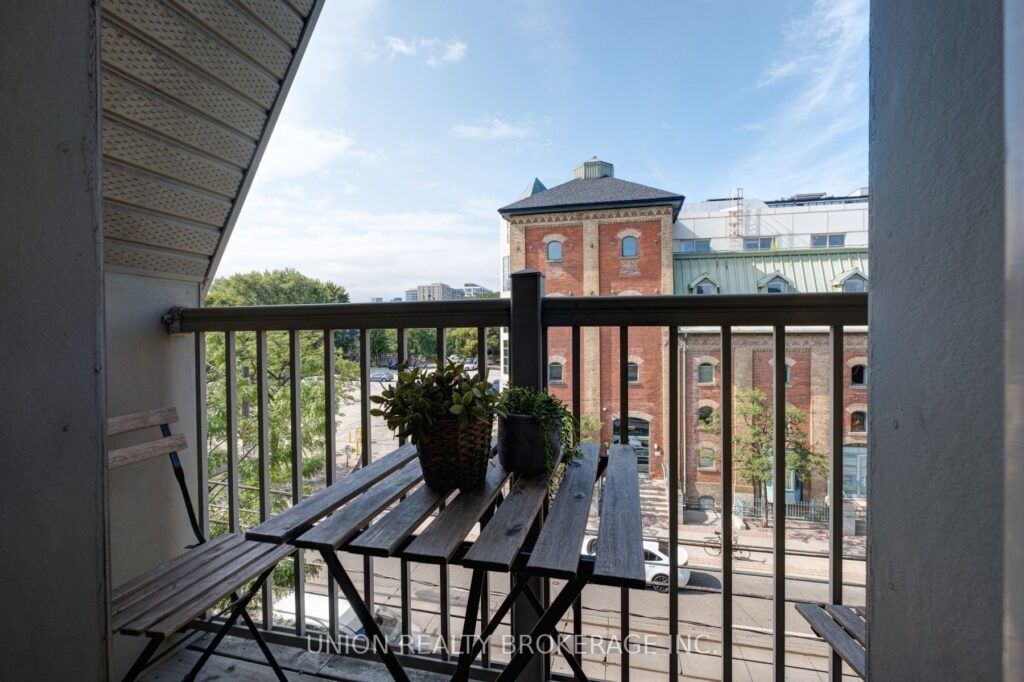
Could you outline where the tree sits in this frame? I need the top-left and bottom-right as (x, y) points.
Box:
(204, 269), (358, 594)
(730, 388), (827, 526)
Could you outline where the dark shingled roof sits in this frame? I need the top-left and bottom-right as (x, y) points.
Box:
(498, 176), (685, 220)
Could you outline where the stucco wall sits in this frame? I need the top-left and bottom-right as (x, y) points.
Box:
(105, 272), (201, 675)
(869, 0), (1005, 678)
(0, 2), (108, 678)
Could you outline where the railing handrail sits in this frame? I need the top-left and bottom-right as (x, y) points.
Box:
(542, 292), (867, 327)
(165, 292), (867, 334)
(164, 297), (511, 333)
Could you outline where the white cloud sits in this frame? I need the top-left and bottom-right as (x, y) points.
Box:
(427, 40), (467, 67)
(377, 36), (467, 67)
(254, 122), (381, 183)
(451, 117), (533, 141)
(223, 192), (500, 302)
(735, 0), (868, 197)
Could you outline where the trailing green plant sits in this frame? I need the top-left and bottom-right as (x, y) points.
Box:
(370, 358), (506, 443)
(501, 386), (580, 478)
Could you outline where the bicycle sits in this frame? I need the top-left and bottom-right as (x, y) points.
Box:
(702, 530), (751, 560)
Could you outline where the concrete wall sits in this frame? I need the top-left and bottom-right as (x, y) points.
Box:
(869, 1), (1005, 678)
(0, 2), (108, 678)
(105, 273), (200, 675)
(1005, 0), (1023, 677)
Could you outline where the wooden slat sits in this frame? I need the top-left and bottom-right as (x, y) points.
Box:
(593, 444), (645, 588)
(527, 443), (600, 578)
(246, 443), (417, 543)
(403, 459), (510, 564)
(795, 603), (866, 678)
(110, 532), (238, 602)
(826, 604), (867, 647)
(120, 540), (292, 636)
(107, 406), (179, 435)
(294, 462), (424, 551)
(146, 543), (294, 638)
(108, 433), (188, 469)
(462, 460), (557, 572)
(345, 481), (448, 557)
(113, 538), (268, 632)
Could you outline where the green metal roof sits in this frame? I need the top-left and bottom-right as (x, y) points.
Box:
(673, 248), (869, 295)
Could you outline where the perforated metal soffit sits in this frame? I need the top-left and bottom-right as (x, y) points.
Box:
(100, 0), (320, 285)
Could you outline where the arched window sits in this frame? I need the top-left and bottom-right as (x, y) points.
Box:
(698, 405), (714, 427)
(843, 275), (867, 292)
(621, 236), (638, 258)
(851, 410), (866, 432)
(547, 361), (564, 383)
(765, 276), (788, 293)
(851, 364), (867, 385)
(546, 241), (563, 262)
(698, 446), (716, 469)
(626, 362), (639, 383)
(697, 363), (714, 384)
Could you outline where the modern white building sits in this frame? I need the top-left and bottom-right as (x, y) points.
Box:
(673, 189), (868, 254)
(461, 283), (493, 298)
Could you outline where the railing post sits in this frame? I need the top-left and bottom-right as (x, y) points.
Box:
(510, 270), (545, 387)
(509, 269), (545, 679)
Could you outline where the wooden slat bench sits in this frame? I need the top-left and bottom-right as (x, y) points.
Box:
(795, 602), (867, 679)
(108, 408), (292, 682)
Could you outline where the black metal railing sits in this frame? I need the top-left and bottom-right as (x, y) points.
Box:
(167, 271), (867, 681)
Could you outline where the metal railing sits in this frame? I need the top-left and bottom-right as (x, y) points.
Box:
(167, 272), (867, 681)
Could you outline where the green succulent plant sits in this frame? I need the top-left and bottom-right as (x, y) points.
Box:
(502, 386), (580, 477)
(370, 358), (507, 444)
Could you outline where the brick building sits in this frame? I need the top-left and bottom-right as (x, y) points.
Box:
(498, 158), (683, 476)
(497, 160), (869, 504)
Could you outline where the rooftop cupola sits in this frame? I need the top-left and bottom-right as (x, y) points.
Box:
(574, 156), (614, 180)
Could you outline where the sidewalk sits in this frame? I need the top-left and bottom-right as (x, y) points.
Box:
(637, 478), (867, 585)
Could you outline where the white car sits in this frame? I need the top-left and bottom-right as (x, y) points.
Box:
(582, 536), (690, 593)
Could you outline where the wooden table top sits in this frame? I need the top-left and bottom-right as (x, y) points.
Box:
(247, 441), (645, 588)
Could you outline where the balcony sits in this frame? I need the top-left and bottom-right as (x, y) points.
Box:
(122, 278), (867, 681)
(3, 1), (1020, 681)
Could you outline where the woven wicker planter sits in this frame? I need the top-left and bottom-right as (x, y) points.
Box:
(416, 416), (494, 491)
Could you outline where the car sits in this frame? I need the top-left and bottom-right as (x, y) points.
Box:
(274, 594), (431, 652)
(581, 536), (690, 592)
(369, 370), (396, 382)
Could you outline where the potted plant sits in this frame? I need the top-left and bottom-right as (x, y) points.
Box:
(370, 359), (506, 491)
(498, 386), (579, 479)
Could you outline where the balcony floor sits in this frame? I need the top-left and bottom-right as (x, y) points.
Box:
(139, 634), (450, 682)
(139, 633), (846, 681)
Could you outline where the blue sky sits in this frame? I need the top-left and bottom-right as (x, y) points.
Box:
(219, 0), (868, 301)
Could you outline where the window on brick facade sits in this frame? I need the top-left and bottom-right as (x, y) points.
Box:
(697, 363), (714, 384)
(621, 236), (638, 258)
(698, 405), (714, 427)
(851, 410), (866, 432)
(626, 362), (639, 383)
(784, 364), (792, 385)
(851, 364), (866, 385)
(698, 446), (716, 469)
(548, 361), (564, 384)
(546, 241), (563, 261)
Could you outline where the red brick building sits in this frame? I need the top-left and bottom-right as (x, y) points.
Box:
(499, 158), (683, 477)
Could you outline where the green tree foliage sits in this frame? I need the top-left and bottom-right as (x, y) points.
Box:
(730, 388), (827, 525)
(203, 270), (358, 593)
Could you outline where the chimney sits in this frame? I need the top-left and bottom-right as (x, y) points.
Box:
(573, 156), (614, 180)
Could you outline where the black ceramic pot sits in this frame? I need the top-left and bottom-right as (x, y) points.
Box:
(497, 413), (561, 477)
